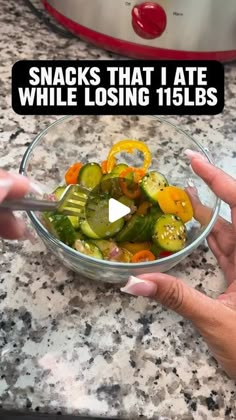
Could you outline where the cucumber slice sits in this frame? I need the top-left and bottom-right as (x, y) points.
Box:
(80, 220), (100, 239)
(115, 215), (142, 242)
(101, 173), (115, 192)
(141, 171), (169, 203)
(152, 214), (187, 252)
(89, 239), (117, 259)
(53, 185), (80, 229)
(149, 204), (163, 218)
(118, 195), (135, 210)
(80, 197), (124, 239)
(89, 239), (133, 262)
(111, 163), (128, 176)
(115, 214), (152, 242)
(43, 213), (76, 247)
(133, 214), (154, 242)
(68, 217), (80, 229)
(78, 163), (102, 189)
(101, 174), (122, 198)
(74, 239), (103, 260)
(53, 186), (66, 199)
(75, 231), (85, 241)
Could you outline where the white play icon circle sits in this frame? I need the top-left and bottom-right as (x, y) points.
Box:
(108, 198), (131, 223)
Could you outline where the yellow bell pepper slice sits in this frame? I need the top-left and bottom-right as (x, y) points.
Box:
(156, 186), (194, 223)
(106, 139), (152, 174)
(120, 241), (151, 254)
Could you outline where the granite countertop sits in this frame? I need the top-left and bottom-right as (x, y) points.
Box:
(0, 1), (236, 419)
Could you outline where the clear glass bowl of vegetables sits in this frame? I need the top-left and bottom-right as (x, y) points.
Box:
(19, 115), (220, 284)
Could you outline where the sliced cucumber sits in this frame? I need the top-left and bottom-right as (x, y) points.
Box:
(53, 185), (80, 229)
(74, 239), (103, 260)
(115, 215), (142, 242)
(78, 163), (102, 190)
(89, 239), (117, 259)
(149, 205), (164, 222)
(80, 197), (124, 239)
(152, 214), (187, 252)
(101, 173), (115, 193)
(111, 163), (128, 176)
(115, 214), (153, 242)
(53, 185), (67, 199)
(118, 195), (135, 210)
(135, 214), (155, 242)
(141, 171), (169, 203)
(80, 220), (100, 239)
(101, 174), (122, 198)
(75, 231), (85, 241)
(43, 213), (76, 247)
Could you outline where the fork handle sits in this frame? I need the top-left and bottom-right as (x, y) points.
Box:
(0, 198), (58, 212)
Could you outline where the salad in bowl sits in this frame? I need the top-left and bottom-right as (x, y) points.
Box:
(42, 138), (194, 264)
(19, 115), (219, 284)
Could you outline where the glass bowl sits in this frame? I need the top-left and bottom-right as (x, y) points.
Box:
(19, 115), (220, 284)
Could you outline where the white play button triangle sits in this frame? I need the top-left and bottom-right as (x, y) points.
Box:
(109, 198), (131, 223)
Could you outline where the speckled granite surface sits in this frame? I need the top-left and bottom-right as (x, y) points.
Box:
(0, 1), (236, 419)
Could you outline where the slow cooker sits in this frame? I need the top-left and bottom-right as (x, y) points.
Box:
(42, 0), (236, 62)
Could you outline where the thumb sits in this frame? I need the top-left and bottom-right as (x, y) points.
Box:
(121, 273), (222, 328)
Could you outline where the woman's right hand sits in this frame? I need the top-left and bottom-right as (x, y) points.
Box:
(121, 153), (236, 379)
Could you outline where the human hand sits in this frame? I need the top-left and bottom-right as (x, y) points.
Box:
(0, 170), (40, 240)
(121, 152), (236, 379)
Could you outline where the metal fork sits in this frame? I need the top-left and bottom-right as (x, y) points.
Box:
(0, 184), (92, 217)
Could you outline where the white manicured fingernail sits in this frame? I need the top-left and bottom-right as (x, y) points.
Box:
(0, 179), (14, 190)
(11, 173), (45, 196)
(120, 275), (157, 297)
(184, 149), (207, 161)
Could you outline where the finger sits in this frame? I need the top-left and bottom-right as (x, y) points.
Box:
(187, 186), (234, 256)
(121, 273), (223, 329)
(0, 210), (27, 239)
(207, 235), (236, 284)
(186, 185), (229, 229)
(190, 158), (236, 209)
(0, 170), (42, 201)
(186, 185), (214, 225)
(0, 171), (30, 201)
(225, 280), (236, 295)
(207, 234), (222, 260)
(217, 292), (236, 310)
(209, 220), (235, 256)
(0, 178), (14, 202)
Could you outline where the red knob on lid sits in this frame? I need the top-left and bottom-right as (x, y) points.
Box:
(132, 2), (167, 40)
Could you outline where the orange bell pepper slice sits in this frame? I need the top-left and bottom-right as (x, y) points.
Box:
(65, 162), (83, 185)
(119, 167), (145, 199)
(132, 250), (156, 263)
(101, 158), (117, 174)
(101, 160), (108, 174)
(106, 139), (152, 174)
(156, 186), (194, 223)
